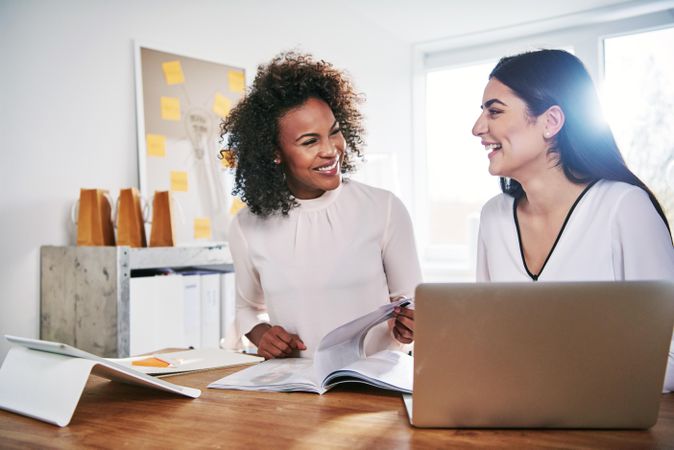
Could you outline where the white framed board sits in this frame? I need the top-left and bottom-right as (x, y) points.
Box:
(134, 42), (246, 245)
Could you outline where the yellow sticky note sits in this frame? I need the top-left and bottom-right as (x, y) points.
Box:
(146, 134), (166, 157)
(170, 171), (188, 192)
(161, 96), (181, 121)
(194, 217), (212, 239)
(228, 71), (245, 94)
(229, 197), (246, 216)
(132, 357), (170, 368)
(162, 60), (185, 85)
(213, 92), (232, 118)
(219, 150), (235, 169)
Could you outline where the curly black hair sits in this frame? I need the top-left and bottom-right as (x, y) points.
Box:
(219, 51), (365, 217)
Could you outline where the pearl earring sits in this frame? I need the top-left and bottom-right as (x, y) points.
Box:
(274, 157), (281, 164)
(544, 131), (551, 138)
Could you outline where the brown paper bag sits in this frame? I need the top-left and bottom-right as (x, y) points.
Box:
(76, 188), (116, 246)
(116, 187), (147, 248)
(149, 191), (175, 247)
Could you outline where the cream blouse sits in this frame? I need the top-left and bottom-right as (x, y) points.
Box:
(229, 179), (422, 357)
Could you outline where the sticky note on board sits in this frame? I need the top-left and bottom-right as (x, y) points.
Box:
(194, 217), (212, 239)
(161, 96), (181, 121)
(229, 197), (246, 216)
(170, 171), (188, 192)
(213, 92), (232, 118)
(162, 60), (185, 85)
(228, 71), (245, 93)
(146, 134), (166, 157)
(219, 150), (235, 169)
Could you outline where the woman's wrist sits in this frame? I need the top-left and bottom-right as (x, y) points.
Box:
(246, 323), (272, 347)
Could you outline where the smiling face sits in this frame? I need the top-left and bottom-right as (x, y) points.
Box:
(472, 78), (551, 181)
(276, 97), (346, 199)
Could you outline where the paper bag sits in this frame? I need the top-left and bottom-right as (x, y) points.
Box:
(116, 188), (147, 248)
(76, 188), (115, 246)
(149, 191), (175, 247)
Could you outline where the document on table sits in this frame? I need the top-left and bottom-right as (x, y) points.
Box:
(208, 298), (414, 394)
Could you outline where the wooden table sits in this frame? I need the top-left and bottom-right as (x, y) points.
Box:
(1, 366), (673, 449)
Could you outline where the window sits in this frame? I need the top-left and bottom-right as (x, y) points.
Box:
(424, 61), (499, 275)
(413, 4), (674, 281)
(602, 26), (674, 228)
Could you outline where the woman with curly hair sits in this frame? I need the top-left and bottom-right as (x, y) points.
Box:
(220, 52), (421, 360)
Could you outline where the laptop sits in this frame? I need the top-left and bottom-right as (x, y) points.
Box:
(405, 281), (674, 429)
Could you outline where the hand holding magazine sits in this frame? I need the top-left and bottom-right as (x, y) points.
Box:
(208, 298), (413, 394)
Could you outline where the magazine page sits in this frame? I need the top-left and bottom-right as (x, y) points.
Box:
(208, 357), (322, 393)
(207, 298), (413, 395)
(314, 298), (412, 382)
(322, 350), (413, 394)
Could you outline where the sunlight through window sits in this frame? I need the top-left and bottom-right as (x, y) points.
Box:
(425, 62), (500, 255)
(602, 26), (674, 227)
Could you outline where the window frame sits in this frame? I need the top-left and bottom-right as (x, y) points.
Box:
(411, 2), (674, 280)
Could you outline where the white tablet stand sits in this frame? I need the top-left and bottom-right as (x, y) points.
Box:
(0, 346), (200, 427)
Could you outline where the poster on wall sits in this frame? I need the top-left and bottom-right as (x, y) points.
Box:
(134, 43), (245, 245)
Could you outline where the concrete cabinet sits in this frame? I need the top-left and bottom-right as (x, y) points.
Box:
(40, 245), (233, 357)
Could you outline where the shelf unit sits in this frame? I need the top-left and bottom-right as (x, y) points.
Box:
(40, 244), (233, 358)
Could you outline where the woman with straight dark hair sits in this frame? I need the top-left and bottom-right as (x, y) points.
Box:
(471, 49), (674, 390)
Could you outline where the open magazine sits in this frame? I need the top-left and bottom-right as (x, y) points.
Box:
(208, 298), (414, 394)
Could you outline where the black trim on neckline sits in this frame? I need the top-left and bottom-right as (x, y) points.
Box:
(513, 179), (599, 281)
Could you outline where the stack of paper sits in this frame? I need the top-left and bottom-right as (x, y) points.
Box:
(110, 348), (262, 377)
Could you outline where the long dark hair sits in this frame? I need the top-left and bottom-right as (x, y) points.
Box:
(490, 49), (669, 231)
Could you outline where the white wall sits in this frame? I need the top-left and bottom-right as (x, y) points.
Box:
(0, 0), (413, 361)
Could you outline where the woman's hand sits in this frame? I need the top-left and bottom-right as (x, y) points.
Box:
(392, 305), (414, 344)
(247, 323), (306, 360)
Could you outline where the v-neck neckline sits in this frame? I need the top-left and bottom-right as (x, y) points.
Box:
(513, 179), (599, 281)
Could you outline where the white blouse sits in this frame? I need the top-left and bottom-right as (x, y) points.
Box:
(476, 179), (674, 390)
(229, 179), (422, 358)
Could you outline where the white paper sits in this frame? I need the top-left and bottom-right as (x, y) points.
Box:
(209, 357), (320, 393)
(208, 298), (413, 394)
(324, 349), (413, 392)
(109, 348), (262, 376)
